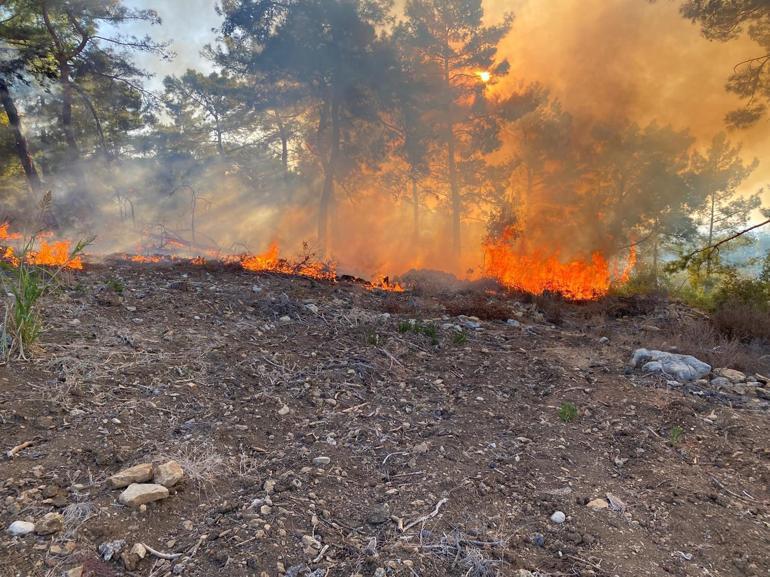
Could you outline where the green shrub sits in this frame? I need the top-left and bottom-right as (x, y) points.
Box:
(558, 402), (578, 423)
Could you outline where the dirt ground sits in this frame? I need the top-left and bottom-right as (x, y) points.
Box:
(0, 263), (768, 577)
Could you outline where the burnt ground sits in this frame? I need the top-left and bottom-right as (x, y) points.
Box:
(0, 263), (768, 577)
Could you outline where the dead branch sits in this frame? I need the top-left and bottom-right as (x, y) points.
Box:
(402, 497), (449, 532)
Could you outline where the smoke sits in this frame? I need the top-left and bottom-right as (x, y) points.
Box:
(9, 0), (770, 283)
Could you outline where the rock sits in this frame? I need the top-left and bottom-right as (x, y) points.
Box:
(264, 479), (277, 494)
(413, 441), (429, 454)
(710, 377), (731, 389)
(7, 520), (35, 536)
(277, 405), (291, 416)
(99, 539), (126, 561)
(118, 483), (169, 507)
(35, 512), (64, 535)
(630, 349), (711, 381)
(756, 387), (770, 401)
(550, 511), (566, 524)
(531, 533), (545, 547)
(714, 368), (746, 383)
(305, 303), (319, 314)
(66, 567), (84, 577)
(506, 319), (520, 327)
(154, 460), (185, 487)
(598, 336), (610, 345)
(366, 504), (391, 525)
(108, 463), (153, 489)
(279, 315), (292, 323)
(312, 456), (331, 466)
(132, 543), (147, 559)
(587, 498), (609, 510)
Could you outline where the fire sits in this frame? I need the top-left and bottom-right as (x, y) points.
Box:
(484, 227), (635, 300)
(241, 243), (336, 281)
(0, 223), (83, 270)
(369, 275), (405, 292)
(27, 240), (84, 270)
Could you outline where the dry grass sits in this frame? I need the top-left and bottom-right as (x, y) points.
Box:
(712, 300), (770, 343)
(653, 317), (770, 375)
(157, 441), (233, 490)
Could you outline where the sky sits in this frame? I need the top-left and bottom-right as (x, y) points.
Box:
(124, 0), (770, 210)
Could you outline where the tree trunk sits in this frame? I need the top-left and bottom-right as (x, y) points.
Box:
(444, 56), (461, 258)
(706, 191), (716, 275)
(318, 94), (340, 257)
(59, 60), (79, 155)
(0, 79), (43, 194)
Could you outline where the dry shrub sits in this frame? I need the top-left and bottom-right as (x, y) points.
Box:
(444, 292), (513, 321)
(655, 317), (770, 375)
(712, 299), (770, 343)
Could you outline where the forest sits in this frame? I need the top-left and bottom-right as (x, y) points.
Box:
(1, 2), (769, 577)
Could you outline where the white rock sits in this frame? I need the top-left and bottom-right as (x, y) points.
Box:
(631, 349), (711, 381)
(277, 405), (291, 416)
(7, 521), (35, 536)
(587, 498), (609, 510)
(108, 463), (153, 489)
(550, 511), (566, 524)
(118, 483), (169, 507)
(153, 460), (185, 487)
(312, 456), (331, 466)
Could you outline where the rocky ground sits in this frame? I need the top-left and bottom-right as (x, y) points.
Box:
(0, 262), (768, 577)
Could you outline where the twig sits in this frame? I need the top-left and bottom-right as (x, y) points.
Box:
(141, 543), (182, 560)
(402, 498), (449, 532)
(6, 438), (38, 458)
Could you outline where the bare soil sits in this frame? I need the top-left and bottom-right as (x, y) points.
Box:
(0, 263), (768, 577)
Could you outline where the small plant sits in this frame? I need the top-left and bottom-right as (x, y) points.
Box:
(669, 425), (684, 446)
(453, 331), (468, 345)
(420, 323), (439, 345)
(558, 402), (578, 423)
(398, 320), (413, 333)
(366, 331), (380, 346)
(106, 278), (125, 294)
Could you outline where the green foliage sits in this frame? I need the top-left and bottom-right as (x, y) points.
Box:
(106, 278), (125, 295)
(397, 319), (439, 345)
(452, 331), (468, 345)
(669, 425), (684, 446)
(558, 402), (578, 423)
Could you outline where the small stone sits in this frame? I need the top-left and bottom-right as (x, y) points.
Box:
(264, 479), (277, 494)
(279, 315), (292, 323)
(98, 540), (126, 561)
(413, 442), (429, 454)
(366, 504), (390, 525)
(131, 543), (147, 559)
(550, 511), (566, 524)
(587, 498), (609, 510)
(154, 460), (185, 487)
(35, 512), (64, 535)
(531, 533), (545, 547)
(312, 456), (331, 466)
(598, 336), (609, 345)
(277, 405), (291, 416)
(714, 368), (746, 383)
(108, 463), (153, 489)
(305, 304), (319, 314)
(7, 521), (35, 536)
(710, 377), (731, 389)
(66, 567), (84, 577)
(755, 387), (770, 401)
(118, 483), (169, 507)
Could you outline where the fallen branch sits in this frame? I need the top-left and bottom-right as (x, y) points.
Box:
(402, 497), (449, 532)
(6, 438), (38, 458)
(142, 543), (182, 560)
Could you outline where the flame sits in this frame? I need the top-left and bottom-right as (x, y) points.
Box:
(484, 226), (635, 300)
(241, 243), (336, 280)
(369, 274), (405, 292)
(0, 224), (83, 270)
(0, 223), (22, 241)
(28, 240), (84, 270)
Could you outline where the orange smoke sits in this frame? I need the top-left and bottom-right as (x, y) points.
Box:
(484, 226), (635, 300)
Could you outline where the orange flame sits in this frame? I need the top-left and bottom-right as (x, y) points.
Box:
(241, 243), (336, 280)
(0, 223), (83, 270)
(484, 227), (635, 300)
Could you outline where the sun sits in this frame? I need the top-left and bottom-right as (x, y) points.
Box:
(478, 71), (491, 83)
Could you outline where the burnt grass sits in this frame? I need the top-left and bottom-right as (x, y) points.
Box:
(0, 263), (768, 577)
